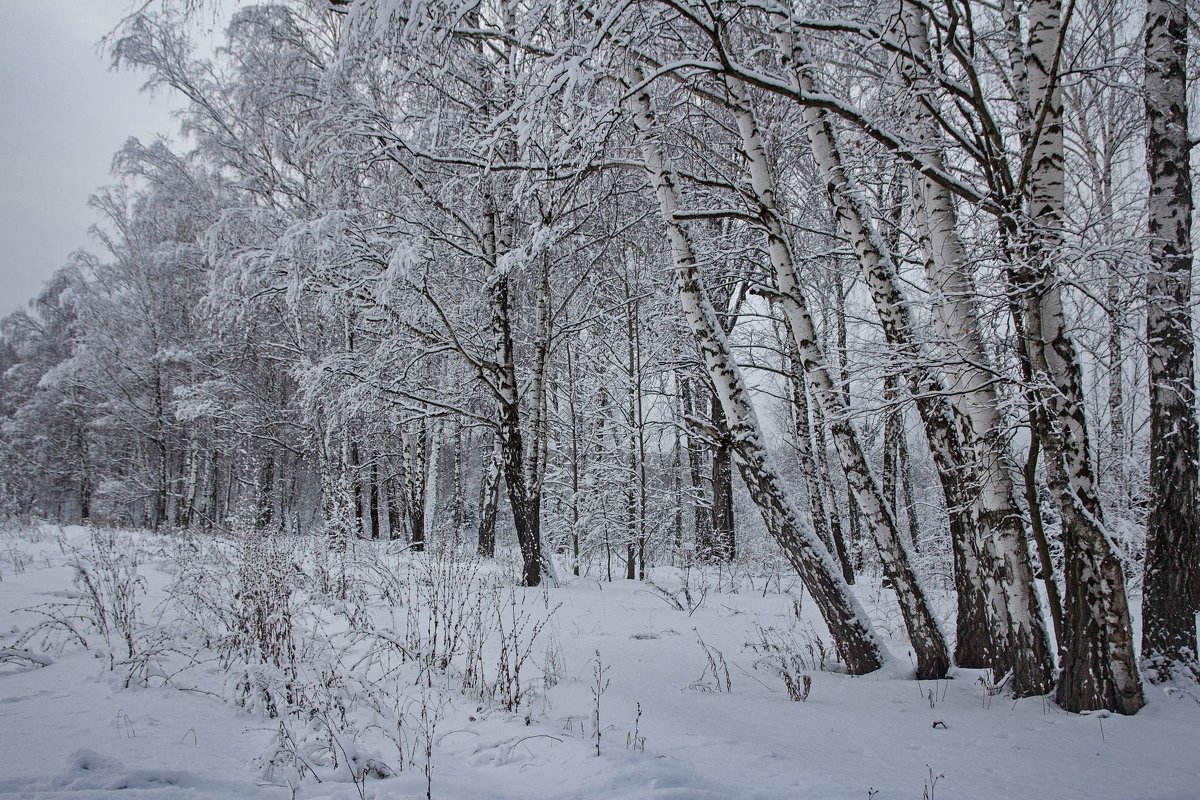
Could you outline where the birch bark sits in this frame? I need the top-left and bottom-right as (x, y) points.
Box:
(1141, 0), (1200, 682)
(725, 76), (949, 679)
(888, 4), (1057, 689)
(1023, 0), (1143, 713)
(628, 65), (886, 675)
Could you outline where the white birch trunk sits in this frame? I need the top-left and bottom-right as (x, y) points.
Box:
(888, 4), (1057, 691)
(726, 77), (950, 679)
(1023, 0), (1143, 713)
(628, 64), (885, 676)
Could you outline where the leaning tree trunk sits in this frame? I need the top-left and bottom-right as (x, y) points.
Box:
(629, 65), (885, 676)
(886, 4), (1057, 688)
(1023, 0), (1143, 713)
(726, 75), (949, 679)
(810, 394), (855, 585)
(1141, 0), (1200, 683)
(784, 334), (845, 573)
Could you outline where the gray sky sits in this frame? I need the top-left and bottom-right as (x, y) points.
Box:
(0, 1), (182, 316)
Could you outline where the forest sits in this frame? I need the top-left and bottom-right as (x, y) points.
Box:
(0, 1), (1198, 797)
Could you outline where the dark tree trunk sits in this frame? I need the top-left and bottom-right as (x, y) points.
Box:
(369, 457), (380, 540)
(710, 395), (736, 561)
(77, 423), (92, 524)
(255, 455), (274, 529)
(386, 470), (403, 541)
(1142, 0), (1200, 682)
(348, 441), (363, 537)
(205, 449), (220, 533)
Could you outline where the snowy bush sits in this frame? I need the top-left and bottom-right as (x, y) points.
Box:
(15, 528), (146, 667)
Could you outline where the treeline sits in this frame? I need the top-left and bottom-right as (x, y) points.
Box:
(1, 0), (1196, 715)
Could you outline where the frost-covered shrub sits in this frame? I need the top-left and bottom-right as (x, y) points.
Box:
(165, 529), (303, 717)
(748, 618), (831, 701)
(16, 528), (145, 666)
(224, 534), (300, 717)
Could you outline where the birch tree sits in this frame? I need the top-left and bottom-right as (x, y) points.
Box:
(628, 61), (886, 675)
(1141, 0), (1200, 682)
(1021, 0), (1143, 713)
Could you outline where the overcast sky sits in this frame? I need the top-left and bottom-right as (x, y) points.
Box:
(0, 1), (185, 315)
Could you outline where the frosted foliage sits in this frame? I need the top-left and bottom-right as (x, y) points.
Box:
(0, 5), (1192, 793)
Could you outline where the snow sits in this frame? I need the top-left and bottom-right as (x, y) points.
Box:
(1, 524), (1197, 800)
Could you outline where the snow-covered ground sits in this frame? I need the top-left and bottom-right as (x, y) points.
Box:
(1, 524), (1196, 800)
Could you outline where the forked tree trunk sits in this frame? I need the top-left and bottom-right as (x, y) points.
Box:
(630, 65), (885, 676)
(887, 4), (1057, 688)
(483, 199), (547, 586)
(1023, 0), (1143, 713)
